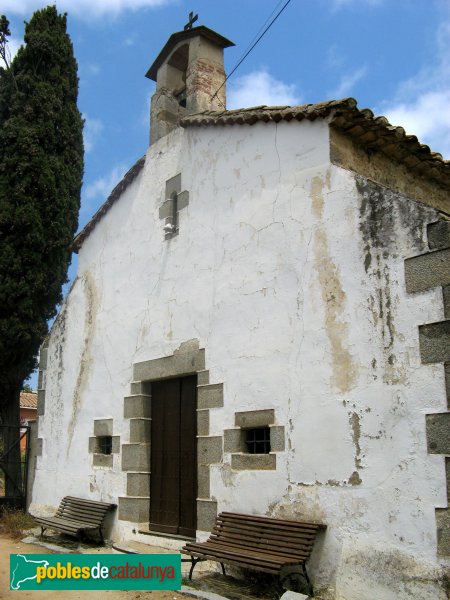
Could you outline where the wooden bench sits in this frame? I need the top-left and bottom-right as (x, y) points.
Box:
(181, 512), (326, 596)
(33, 496), (116, 544)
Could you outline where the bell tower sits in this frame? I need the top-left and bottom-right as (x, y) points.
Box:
(146, 20), (234, 144)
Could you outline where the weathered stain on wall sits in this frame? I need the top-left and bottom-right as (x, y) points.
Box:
(311, 175), (358, 394)
(349, 412), (362, 469)
(42, 303), (69, 449)
(335, 544), (449, 600)
(358, 178), (397, 361)
(267, 488), (327, 523)
(66, 272), (99, 455)
(357, 176), (432, 385)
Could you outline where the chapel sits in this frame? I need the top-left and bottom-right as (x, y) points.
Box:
(31, 20), (450, 600)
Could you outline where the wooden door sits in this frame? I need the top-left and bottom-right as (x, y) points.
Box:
(149, 376), (197, 537)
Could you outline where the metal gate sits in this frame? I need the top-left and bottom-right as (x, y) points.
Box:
(0, 425), (30, 509)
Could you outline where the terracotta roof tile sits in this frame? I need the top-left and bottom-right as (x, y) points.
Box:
(20, 392), (37, 409)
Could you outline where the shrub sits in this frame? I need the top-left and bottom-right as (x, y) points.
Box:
(0, 507), (35, 538)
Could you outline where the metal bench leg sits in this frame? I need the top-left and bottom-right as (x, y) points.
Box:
(189, 557), (202, 580)
(220, 562), (226, 576)
(302, 564), (313, 597)
(40, 526), (46, 538)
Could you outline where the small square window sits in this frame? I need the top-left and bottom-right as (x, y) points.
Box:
(97, 436), (112, 455)
(245, 427), (271, 454)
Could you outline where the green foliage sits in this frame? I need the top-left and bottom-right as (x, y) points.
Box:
(0, 6), (83, 417)
(0, 15), (11, 37)
(0, 15), (11, 62)
(0, 16), (11, 57)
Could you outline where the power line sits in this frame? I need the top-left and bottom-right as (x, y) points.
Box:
(238, 0), (287, 63)
(211, 0), (294, 103)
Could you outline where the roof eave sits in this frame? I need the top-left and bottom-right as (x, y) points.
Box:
(146, 25), (235, 81)
(72, 156), (145, 253)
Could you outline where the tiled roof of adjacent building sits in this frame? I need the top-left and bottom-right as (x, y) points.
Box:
(20, 391), (38, 409)
(72, 98), (449, 252)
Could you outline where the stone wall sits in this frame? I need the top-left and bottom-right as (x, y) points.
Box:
(405, 218), (450, 557)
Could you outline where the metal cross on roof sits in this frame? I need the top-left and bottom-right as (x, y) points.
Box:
(184, 11), (198, 30)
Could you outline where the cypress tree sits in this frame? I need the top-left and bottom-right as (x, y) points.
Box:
(0, 6), (83, 494)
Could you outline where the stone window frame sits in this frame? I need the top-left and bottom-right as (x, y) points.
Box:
(88, 419), (120, 468)
(224, 409), (285, 471)
(159, 173), (189, 240)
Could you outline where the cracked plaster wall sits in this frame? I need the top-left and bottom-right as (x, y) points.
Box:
(31, 120), (448, 599)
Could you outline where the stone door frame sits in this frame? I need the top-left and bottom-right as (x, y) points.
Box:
(118, 339), (223, 534)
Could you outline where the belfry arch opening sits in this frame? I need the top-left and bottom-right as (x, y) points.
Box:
(167, 44), (188, 108)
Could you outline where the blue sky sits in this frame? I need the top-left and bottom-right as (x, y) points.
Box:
(2, 0), (450, 388)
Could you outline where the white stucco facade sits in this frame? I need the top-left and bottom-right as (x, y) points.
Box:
(31, 117), (449, 599)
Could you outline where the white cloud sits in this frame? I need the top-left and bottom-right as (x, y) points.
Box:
(227, 69), (300, 109)
(86, 63), (100, 75)
(84, 163), (128, 202)
(329, 65), (367, 98)
(83, 115), (104, 153)
(123, 33), (138, 47)
(326, 44), (345, 70)
(1, 0), (174, 20)
(381, 18), (450, 158)
(384, 91), (450, 157)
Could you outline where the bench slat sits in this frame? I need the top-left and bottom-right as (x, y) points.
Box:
(216, 520), (318, 533)
(209, 534), (314, 556)
(63, 496), (116, 508)
(189, 538), (311, 557)
(219, 512), (325, 530)
(59, 506), (108, 515)
(36, 524), (79, 533)
(211, 535), (315, 553)
(212, 525), (317, 545)
(61, 502), (111, 510)
(183, 545), (297, 567)
(56, 511), (103, 520)
(34, 518), (97, 533)
(58, 504), (110, 515)
(185, 539), (310, 561)
(187, 553), (288, 575)
(215, 519), (319, 536)
(54, 515), (102, 526)
(213, 523), (317, 543)
(184, 552), (281, 574)
(182, 545), (301, 571)
(58, 508), (108, 521)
